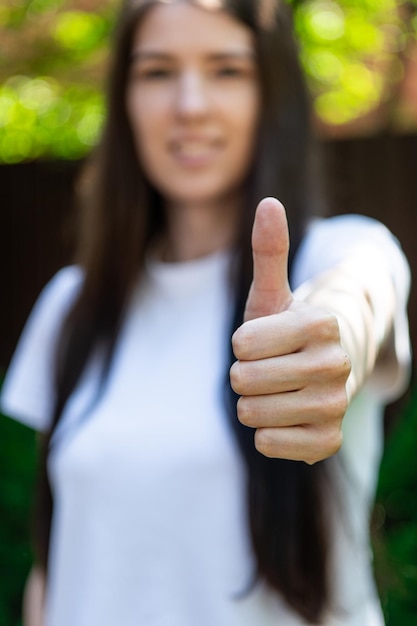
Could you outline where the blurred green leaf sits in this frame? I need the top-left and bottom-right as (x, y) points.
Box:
(53, 11), (107, 53)
(0, 379), (37, 625)
(373, 384), (417, 625)
(0, 1), (415, 156)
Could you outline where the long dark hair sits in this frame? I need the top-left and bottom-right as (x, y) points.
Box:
(36, 1), (330, 622)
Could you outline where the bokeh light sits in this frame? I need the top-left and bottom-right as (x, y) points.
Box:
(0, 0), (414, 162)
(53, 11), (106, 53)
(295, 0), (403, 128)
(0, 76), (105, 162)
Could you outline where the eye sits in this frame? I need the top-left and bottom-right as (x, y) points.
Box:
(142, 67), (173, 80)
(129, 64), (174, 81)
(216, 66), (245, 78)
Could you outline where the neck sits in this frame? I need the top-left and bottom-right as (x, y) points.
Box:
(159, 196), (240, 262)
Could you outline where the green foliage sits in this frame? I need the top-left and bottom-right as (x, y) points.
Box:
(0, 0), (115, 162)
(293, 0), (403, 125)
(373, 384), (417, 625)
(53, 11), (107, 53)
(0, 77), (105, 162)
(1, 375), (416, 622)
(0, 405), (37, 626)
(0, 0), (416, 162)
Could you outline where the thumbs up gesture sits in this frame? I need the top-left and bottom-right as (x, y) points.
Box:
(230, 198), (351, 464)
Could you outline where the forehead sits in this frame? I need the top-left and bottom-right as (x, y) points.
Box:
(131, 2), (255, 56)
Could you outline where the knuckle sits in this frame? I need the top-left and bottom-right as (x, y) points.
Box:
(324, 311), (342, 338)
(324, 423), (343, 456)
(315, 396), (334, 423)
(304, 453), (319, 466)
(335, 385), (349, 418)
(322, 386), (349, 422)
(309, 351), (338, 382)
(303, 421), (343, 465)
(316, 426), (343, 463)
(333, 351), (352, 390)
(232, 323), (254, 360)
(237, 396), (257, 427)
(325, 426), (343, 459)
(254, 428), (277, 458)
(308, 308), (339, 342)
(230, 361), (253, 395)
(333, 429), (343, 454)
(330, 345), (352, 380)
(313, 345), (351, 385)
(229, 361), (243, 394)
(340, 351), (352, 380)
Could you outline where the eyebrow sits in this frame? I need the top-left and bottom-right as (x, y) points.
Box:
(130, 50), (256, 62)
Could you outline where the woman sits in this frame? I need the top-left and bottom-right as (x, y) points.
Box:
(1, 1), (411, 625)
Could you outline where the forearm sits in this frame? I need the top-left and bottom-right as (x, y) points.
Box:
(23, 566), (46, 626)
(294, 245), (397, 401)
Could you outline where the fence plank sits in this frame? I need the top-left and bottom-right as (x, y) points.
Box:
(1, 135), (416, 374)
(0, 160), (81, 371)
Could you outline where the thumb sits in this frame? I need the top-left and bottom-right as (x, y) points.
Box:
(244, 197), (293, 322)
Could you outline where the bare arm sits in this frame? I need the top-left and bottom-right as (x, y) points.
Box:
(22, 566), (46, 626)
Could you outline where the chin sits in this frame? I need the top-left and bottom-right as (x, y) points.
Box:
(160, 179), (243, 209)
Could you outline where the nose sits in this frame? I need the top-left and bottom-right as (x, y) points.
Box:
(175, 71), (209, 119)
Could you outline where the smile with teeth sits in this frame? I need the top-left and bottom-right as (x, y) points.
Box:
(171, 140), (220, 164)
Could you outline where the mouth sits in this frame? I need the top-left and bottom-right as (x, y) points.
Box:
(170, 138), (221, 167)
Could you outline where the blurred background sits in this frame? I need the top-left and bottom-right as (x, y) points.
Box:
(0, 0), (416, 624)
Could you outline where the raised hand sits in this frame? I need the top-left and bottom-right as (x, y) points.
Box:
(230, 198), (351, 464)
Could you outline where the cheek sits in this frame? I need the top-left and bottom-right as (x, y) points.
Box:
(229, 83), (259, 130)
(126, 91), (149, 134)
(126, 91), (163, 160)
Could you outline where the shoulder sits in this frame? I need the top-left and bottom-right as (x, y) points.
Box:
(297, 213), (397, 265)
(291, 214), (409, 290)
(34, 265), (84, 315)
(13, 264), (85, 358)
(0, 266), (84, 431)
(22, 265), (85, 340)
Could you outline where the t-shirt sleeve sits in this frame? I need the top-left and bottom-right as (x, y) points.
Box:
(1, 266), (83, 432)
(290, 214), (411, 402)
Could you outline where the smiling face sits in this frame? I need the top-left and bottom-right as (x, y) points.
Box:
(125, 2), (260, 211)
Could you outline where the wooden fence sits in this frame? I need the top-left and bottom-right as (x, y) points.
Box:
(1, 134), (416, 377)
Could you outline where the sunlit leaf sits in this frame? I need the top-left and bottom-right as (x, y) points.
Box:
(0, 0), (414, 161)
(53, 11), (107, 52)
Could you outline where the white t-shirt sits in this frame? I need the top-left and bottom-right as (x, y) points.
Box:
(1, 215), (411, 626)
